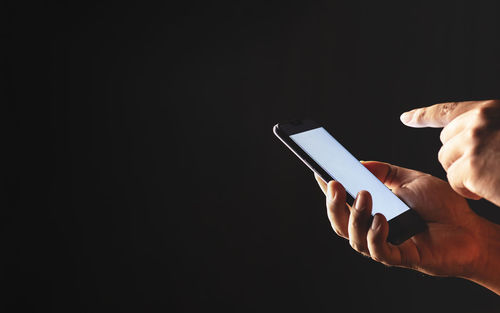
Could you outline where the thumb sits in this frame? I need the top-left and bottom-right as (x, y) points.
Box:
(400, 101), (480, 128)
(361, 161), (423, 190)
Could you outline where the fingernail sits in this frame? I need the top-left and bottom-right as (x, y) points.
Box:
(400, 111), (412, 124)
(371, 215), (382, 231)
(355, 193), (366, 212)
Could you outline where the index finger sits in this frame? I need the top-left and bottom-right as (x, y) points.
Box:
(400, 101), (480, 128)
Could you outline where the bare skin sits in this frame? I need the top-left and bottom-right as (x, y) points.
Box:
(400, 100), (500, 206)
(315, 161), (500, 295)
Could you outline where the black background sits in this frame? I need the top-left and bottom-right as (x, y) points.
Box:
(4, 1), (500, 312)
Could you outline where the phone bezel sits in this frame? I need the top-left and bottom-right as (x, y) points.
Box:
(274, 119), (426, 245)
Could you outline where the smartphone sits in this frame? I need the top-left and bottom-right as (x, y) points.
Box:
(273, 119), (426, 245)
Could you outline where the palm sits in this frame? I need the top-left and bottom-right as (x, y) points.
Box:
(389, 171), (482, 276)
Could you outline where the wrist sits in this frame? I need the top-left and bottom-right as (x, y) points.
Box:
(462, 216), (500, 295)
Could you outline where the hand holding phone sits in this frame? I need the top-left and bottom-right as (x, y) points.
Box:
(274, 119), (425, 244)
(274, 119), (500, 294)
(315, 160), (492, 277)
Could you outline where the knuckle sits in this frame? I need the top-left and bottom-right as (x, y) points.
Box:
(487, 99), (500, 108)
(437, 146), (445, 164)
(400, 252), (410, 267)
(483, 99), (497, 105)
(466, 152), (479, 169)
(349, 240), (361, 252)
(472, 125), (485, 138)
(326, 198), (334, 210)
(466, 127), (487, 151)
(370, 253), (384, 263)
(414, 108), (426, 122)
(447, 170), (460, 188)
(440, 101), (458, 118)
(477, 106), (489, 120)
(467, 127), (483, 143)
(350, 216), (361, 229)
(471, 107), (483, 120)
(468, 143), (482, 160)
(458, 156), (480, 188)
(332, 226), (342, 236)
(463, 176), (478, 196)
(467, 158), (481, 180)
(473, 106), (492, 123)
(349, 240), (356, 250)
(332, 224), (348, 238)
(350, 241), (368, 255)
(385, 165), (398, 186)
(439, 128), (447, 143)
(359, 251), (370, 258)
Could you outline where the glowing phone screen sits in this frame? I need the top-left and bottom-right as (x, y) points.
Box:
(290, 127), (409, 220)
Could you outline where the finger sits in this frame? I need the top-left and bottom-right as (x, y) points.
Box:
(447, 157), (482, 200)
(400, 101), (480, 128)
(439, 109), (474, 144)
(348, 190), (373, 256)
(314, 173), (327, 195)
(326, 180), (350, 238)
(367, 214), (402, 266)
(361, 161), (423, 190)
(438, 130), (467, 171)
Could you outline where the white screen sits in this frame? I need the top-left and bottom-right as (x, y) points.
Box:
(290, 127), (409, 220)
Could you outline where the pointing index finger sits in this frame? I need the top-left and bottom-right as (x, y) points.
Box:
(400, 101), (479, 128)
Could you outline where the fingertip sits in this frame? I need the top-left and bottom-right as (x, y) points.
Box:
(367, 214), (396, 264)
(370, 214), (386, 233)
(356, 190), (373, 212)
(360, 160), (386, 167)
(400, 111), (413, 125)
(368, 214), (391, 249)
(327, 179), (342, 190)
(360, 160), (377, 167)
(361, 161), (392, 182)
(327, 180), (346, 202)
(361, 160), (379, 171)
(314, 172), (324, 184)
(400, 108), (429, 128)
(326, 180), (336, 200)
(325, 181), (350, 239)
(314, 173), (327, 195)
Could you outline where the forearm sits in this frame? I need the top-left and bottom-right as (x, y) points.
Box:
(464, 217), (500, 295)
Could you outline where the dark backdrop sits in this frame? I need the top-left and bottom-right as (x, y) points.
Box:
(4, 1), (500, 312)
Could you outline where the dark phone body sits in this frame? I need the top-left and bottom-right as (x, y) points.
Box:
(274, 119), (426, 245)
